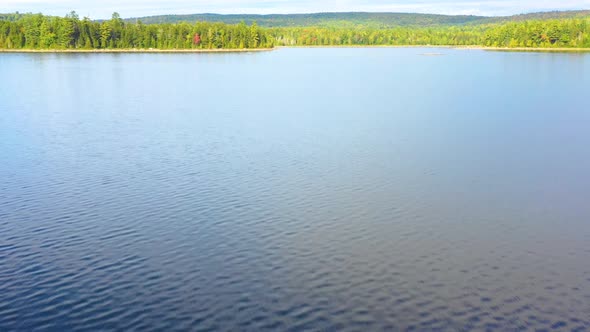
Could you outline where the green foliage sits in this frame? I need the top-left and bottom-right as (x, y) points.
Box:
(479, 19), (590, 47)
(269, 18), (590, 48)
(1, 12), (589, 49)
(0, 13), (274, 49)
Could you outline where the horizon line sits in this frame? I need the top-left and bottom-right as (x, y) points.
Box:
(130, 9), (589, 18)
(3, 8), (590, 20)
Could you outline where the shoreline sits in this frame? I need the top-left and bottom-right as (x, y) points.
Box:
(0, 48), (274, 53)
(1, 46), (589, 53)
(456, 46), (590, 52)
(277, 45), (590, 52)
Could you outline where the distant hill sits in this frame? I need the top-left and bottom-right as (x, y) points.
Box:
(4, 10), (589, 28)
(477, 10), (590, 24)
(125, 10), (590, 28)
(124, 12), (487, 28)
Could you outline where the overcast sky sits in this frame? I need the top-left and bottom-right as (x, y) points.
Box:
(2, 0), (589, 19)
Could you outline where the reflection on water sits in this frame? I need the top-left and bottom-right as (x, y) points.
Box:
(1, 48), (589, 331)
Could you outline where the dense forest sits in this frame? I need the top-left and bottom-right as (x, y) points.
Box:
(0, 12), (273, 49)
(271, 19), (590, 47)
(1, 11), (590, 49)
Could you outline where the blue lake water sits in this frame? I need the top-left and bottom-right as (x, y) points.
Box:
(1, 47), (589, 331)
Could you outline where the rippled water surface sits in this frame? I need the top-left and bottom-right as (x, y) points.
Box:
(1, 48), (590, 331)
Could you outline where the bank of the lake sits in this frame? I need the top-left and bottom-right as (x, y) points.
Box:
(3, 46), (590, 53)
(456, 46), (590, 52)
(0, 48), (274, 53)
(277, 45), (590, 52)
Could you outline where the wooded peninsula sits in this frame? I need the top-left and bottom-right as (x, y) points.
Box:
(1, 11), (589, 50)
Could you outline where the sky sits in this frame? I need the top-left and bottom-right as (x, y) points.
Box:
(1, 0), (589, 19)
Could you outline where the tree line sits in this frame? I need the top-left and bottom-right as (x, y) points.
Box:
(271, 19), (590, 48)
(0, 12), (273, 49)
(1, 12), (590, 49)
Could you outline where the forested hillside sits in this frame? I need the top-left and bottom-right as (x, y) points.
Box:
(125, 12), (487, 28)
(127, 11), (590, 27)
(1, 11), (590, 50)
(476, 10), (590, 24)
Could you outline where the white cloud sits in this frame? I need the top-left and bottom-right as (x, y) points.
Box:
(1, 0), (589, 19)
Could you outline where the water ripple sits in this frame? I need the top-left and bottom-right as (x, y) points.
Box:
(2, 49), (590, 331)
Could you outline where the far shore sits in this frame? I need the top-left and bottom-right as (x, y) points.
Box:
(456, 46), (590, 52)
(278, 45), (590, 52)
(0, 48), (274, 53)
(1, 46), (590, 53)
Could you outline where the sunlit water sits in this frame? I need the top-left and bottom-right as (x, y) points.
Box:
(1, 48), (589, 331)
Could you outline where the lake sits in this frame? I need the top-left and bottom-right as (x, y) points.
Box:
(1, 47), (589, 331)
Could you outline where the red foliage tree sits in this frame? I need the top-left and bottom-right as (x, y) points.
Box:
(193, 33), (201, 45)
